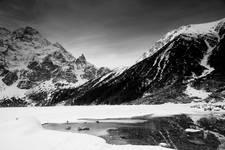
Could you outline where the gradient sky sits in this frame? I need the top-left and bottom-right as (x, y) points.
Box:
(0, 0), (225, 68)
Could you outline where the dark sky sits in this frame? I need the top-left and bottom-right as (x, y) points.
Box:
(0, 0), (225, 68)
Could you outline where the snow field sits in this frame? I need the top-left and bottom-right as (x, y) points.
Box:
(0, 104), (224, 150)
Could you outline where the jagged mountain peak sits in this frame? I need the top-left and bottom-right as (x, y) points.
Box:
(7, 26), (51, 48)
(12, 26), (41, 40)
(77, 53), (86, 62)
(14, 26), (39, 34)
(75, 53), (88, 69)
(0, 26), (111, 105)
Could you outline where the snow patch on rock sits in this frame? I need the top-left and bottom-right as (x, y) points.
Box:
(185, 128), (201, 133)
(184, 84), (211, 99)
(0, 78), (27, 99)
(199, 40), (215, 77)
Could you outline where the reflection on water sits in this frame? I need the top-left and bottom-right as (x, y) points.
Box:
(43, 114), (224, 150)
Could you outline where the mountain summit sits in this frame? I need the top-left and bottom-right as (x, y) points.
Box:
(0, 27), (111, 106)
(77, 54), (86, 62)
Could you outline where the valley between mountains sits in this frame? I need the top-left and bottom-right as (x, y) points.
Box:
(1, 18), (225, 106)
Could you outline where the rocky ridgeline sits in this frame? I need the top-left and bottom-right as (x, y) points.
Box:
(0, 26), (111, 106)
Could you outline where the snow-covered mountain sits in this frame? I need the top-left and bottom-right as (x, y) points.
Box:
(1, 18), (225, 106)
(0, 26), (111, 106)
(137, 18), (224, 62)
(50, 18), (225, 105)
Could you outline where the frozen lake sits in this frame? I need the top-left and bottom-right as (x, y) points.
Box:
(43, 114), (225, 150)
(0, 103), (225, 150)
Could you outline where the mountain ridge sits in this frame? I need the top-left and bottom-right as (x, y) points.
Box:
(0, 26), (111, 106)
(1, 17), (225, 106)
(49, 17), (225, 106)
(138, 18), (225, 62)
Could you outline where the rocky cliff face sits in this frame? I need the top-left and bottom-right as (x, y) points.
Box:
(50, 18), (225, 105)
(0, 26), (110, 106)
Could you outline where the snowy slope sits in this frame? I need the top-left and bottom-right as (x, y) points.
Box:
(138, 18), (225, 62)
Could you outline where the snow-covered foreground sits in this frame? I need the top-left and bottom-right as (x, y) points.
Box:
(0, 117), (172, 150)
(0, 103), (224, 150)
